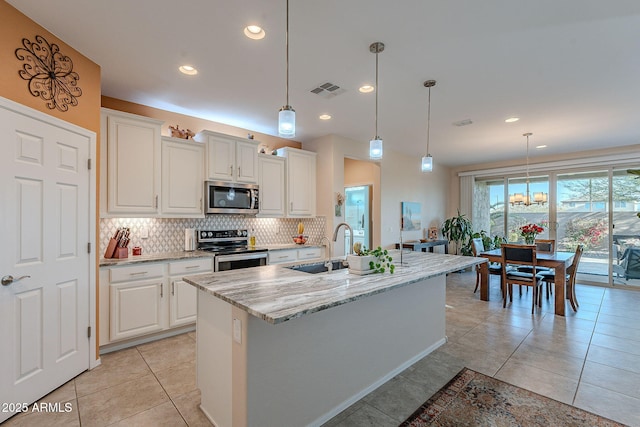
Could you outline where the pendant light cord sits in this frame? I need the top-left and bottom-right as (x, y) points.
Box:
(426, 85), (431, 155)
(285, 0), (290, 106)
(375, 51), (379, 138)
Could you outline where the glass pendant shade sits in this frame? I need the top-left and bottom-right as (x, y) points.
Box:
(421, 154), (433, 172)
(278, 106), (296, 138)
(369, 137), (383, 159)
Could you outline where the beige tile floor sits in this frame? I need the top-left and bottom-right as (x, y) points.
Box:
(4, 272), (640, 426)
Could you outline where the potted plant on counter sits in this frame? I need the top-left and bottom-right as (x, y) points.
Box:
(346, 243), (395, 275)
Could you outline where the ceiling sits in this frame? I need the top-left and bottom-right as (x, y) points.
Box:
(8, 0), (640, 167)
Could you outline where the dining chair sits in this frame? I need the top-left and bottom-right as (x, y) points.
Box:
(471, 238), (509, 294)
(539, 244), (584, 311)
(501, 244), (544, 314)
(516, 240), (555, 297)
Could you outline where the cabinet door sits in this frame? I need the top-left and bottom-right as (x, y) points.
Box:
(206, 136), (235, 181)
(258, 155), (286, 217)
(235, 140), (259, 183)
(110, 279), (165, 341)
(161, 138), (204, 216)
(107, 113), (161, 214)
(169, 279), (198, 327)
(287, 150), (316, 217)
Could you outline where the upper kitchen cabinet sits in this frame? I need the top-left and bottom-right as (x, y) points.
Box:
(101, 108), (162, 216)
(195, 130), (259, 184)
(277, 147), (317, 217)
(257, 154), (286, 217)
(161, 137), (205, 217)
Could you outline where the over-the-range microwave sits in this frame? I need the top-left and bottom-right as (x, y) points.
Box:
(204, 181), (259, 215)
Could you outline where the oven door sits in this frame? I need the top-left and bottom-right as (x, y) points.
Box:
(215, 252), (268, 272)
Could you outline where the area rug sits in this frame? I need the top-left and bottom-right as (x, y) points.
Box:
(400, 367), (626, 426)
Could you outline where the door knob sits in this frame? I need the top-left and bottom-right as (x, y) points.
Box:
(1, 275), (31, 286)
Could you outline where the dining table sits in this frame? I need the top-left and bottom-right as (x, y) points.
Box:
(478, 248), (575, 316)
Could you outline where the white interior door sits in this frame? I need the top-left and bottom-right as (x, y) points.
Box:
(0, 102), (92, 422)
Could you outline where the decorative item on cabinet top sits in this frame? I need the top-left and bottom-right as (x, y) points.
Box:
(168, 125), (195, 139)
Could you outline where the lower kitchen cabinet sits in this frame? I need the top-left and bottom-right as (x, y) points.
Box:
(110, 278), (165, 341)
(268, 246), (325, 264)
(100, 257), (213, 347)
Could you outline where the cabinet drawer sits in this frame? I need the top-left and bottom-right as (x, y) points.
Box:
(268, 249), (298, 264)
(110, 263), (164, 283)
(169, 257), (213, 275)
(297, 247), (322, 260)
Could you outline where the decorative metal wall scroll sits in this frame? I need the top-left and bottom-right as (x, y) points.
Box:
(15, 35), (82, 112)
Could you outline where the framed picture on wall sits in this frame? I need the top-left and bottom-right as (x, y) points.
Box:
(401, 202), (421, 231)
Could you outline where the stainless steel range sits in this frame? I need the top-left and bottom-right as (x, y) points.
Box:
(197, 229), (268, 271)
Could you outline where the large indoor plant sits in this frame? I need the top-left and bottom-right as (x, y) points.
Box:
(441, 210), (473, 255)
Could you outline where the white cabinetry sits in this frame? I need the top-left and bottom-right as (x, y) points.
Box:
(101, 257), (213, 347)
(168, 258), (212, 327)
(102, 108), (162, 216)
(161, 137), (205, 217)
(258, 154), (286, 217)
(109, 263), (165, 341)
(277, 147), (316, 217)
(268, 246), (325, 264)
(196, 130), (259, 183)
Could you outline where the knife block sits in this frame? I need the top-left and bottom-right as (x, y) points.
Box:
(104, 238), (129, 259)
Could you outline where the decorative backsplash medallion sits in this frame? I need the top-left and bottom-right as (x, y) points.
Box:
(99, 216), (326, 256)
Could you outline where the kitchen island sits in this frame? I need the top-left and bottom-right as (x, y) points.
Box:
(184, 251), (484, 427)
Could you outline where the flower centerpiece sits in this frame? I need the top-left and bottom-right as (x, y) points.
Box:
(519, 223), (544, 244)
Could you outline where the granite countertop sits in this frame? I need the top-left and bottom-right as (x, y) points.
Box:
(99, 245), (325, 267)
(184, 251), (486, 325)
(99, 250), (214, 267)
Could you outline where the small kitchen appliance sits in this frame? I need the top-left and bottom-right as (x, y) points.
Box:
(184, 228), (197, 251)
(204, 181), (259, 215)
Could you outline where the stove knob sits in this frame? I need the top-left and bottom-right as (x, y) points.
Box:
(242, 230), (248, 237)
(208, 231), (214, 238)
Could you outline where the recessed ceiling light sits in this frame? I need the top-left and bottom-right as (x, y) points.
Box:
(179, 65), (198, 75)
(505, 117), (520, 123)
(244, 25), (265, 40)
(536, 145), (547, 149)
(359, 85), (374, 93)
(319, 114), (332, 120)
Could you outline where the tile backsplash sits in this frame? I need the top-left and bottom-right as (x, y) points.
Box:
(100, 216), (326, 256)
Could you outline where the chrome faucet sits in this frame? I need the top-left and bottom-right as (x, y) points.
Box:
(333, 222), (354, 255)
(319, 236), (333, 271)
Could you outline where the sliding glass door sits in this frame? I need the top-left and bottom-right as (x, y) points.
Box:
(556, 171), (609, 282)
(611, 168), (640, 286)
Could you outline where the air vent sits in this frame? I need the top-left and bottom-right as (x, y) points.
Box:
(310, 82), (346, 99)
(452, 119), (473, 127)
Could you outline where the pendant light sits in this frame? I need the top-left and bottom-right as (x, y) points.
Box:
(508, 132), (547, 206)
(421, 80), (436, 172)
(369, 42), (385, 160)
(278, 0), (295, 138)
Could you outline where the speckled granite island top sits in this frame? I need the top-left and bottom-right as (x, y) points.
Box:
(184, 251), (485, 325)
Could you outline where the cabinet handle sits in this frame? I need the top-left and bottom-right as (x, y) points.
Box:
(290, 201), (293, 211)
(130, 271), (148, 276)
(160, 283), (163, 298)
(278, 255), (288, 259)
(155, 195), (158, 209)
(171, 281), (175, 296)
(238, 166), (241, 178)
(185, 265), (199, 269)
(230, 165), (233, 176)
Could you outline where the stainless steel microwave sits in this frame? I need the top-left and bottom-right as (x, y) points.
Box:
(204, 181), (259, 214)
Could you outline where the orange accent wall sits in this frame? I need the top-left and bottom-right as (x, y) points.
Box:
(0, 1), (101, 133)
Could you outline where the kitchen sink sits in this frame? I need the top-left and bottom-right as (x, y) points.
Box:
(286, 260), (348, 274)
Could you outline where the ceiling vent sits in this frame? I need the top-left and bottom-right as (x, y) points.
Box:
(452, 119), (473, 127)
(310, 82), (346, 99)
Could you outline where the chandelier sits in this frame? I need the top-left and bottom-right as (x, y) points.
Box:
(509, 133), (547, 206)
